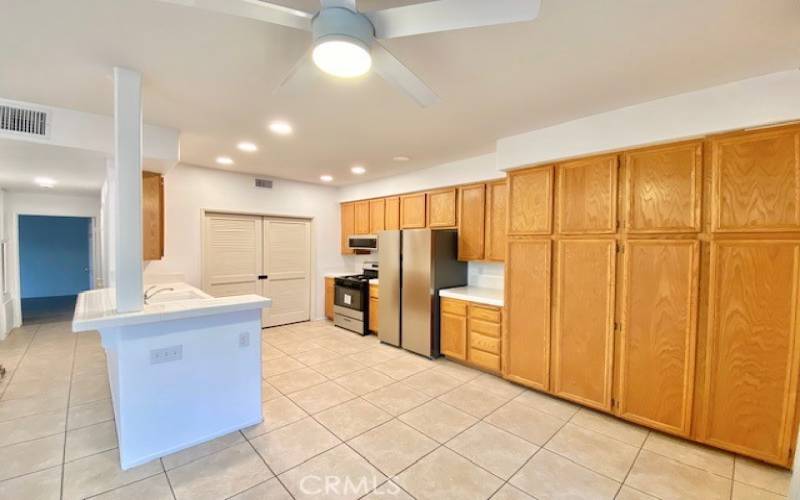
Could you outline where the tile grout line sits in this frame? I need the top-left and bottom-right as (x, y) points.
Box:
(161, 458), (179, 500)
(611, 430), (649, 500)
(0, 324), (39, 401)
(60, 326), (78, 500)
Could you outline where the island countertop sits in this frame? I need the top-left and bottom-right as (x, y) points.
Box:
(72, 282), (271, 332)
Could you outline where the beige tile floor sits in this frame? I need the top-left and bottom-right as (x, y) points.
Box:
(0, 319), (793, 499)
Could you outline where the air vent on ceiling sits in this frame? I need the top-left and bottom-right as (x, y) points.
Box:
(0, 104), (49, 137)
(255, 178), (273, 189)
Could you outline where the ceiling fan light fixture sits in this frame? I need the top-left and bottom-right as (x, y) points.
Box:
(312, 36), (372, 78)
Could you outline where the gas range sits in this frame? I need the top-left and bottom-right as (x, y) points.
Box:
(333, 262), (378, 336)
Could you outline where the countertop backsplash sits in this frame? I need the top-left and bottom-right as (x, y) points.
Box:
(467, 261), (504, 290)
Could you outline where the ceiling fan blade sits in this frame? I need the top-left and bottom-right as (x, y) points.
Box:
(272, 46), (313, 94)
(320, 0), (357, 11)
(366, 0), (541, 39)
(371, 42), (439, 108)
(156, 0), (313, 31)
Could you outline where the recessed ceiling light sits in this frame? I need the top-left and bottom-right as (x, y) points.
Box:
(34, 176), (56, 188)
(393, 155), (410, 162)
(312, 37), (372, 78)
(216, 156), (234, 166)
(269, 121), (293, 136)
(237, 142), (258, 152)
(320, 175), (333, 182)
(351, 165), (366, 175)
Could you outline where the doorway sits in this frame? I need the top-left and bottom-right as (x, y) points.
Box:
(18, 215), (93, 323)
(202, 212), (311, 328)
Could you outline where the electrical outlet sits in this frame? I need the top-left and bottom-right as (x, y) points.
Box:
(239, 332), (250, 348)
(150, 345), (182, 364)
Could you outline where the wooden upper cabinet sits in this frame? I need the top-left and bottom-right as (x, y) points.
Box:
(142, 171), (164, 261)
(552, 239), (616, 411)
(504, 239), (551, 391)
(369, 199), (386, 234)
(340, 202), (355, 254)
(700, 241), (800, 465)
(557, 155), (618, 234)
(458, 184), (485, 261)
(508, 166), (553, 235)
(618, 240), (699, 437)
(427, 188), (458, 228)
(712, 126), (800, 232)
(624, 142), (702, 233)
(400, 193), (427, 229)
(486, 180), (507, 262)
(385, 196), (400, 230)
(354, 200), (370, 234)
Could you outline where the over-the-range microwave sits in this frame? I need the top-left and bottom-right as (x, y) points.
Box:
(348, 235), (378, 251)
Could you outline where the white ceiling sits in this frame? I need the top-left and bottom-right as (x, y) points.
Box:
(1, 0), (798, 186)
(0, 139), (107, 194)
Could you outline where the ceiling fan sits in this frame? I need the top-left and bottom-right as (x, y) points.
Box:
(157, 0), (541, 107)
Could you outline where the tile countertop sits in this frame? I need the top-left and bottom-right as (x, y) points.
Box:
(439, 286), (504, 307)
(72, 282), (270, 332)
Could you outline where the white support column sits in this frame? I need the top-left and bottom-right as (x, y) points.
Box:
(113, 67), (144, 313)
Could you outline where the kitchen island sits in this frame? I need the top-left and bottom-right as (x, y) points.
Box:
(72, 283), (270, 469)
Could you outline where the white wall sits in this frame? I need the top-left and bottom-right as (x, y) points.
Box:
(143, 163), (347, 320)
(497, 69), (800, 170)
(2, 190), (101, 333)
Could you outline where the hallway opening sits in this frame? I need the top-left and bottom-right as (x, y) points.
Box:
(18, 215), (93, 323)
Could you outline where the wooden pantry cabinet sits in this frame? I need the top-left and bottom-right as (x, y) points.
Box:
(440, 297), (502, 374)
(502, 123), (800, 467)
(325, 277), (335, 320)
(369, 283), (379, 333)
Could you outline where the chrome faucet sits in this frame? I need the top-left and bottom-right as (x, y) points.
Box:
(144, 285), (175, 304)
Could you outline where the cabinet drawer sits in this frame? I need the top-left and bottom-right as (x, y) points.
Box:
(470, 319), (501, 338)
(441, 298), (467, 316)
(369, 285), (379, 299)
(470, 332), (501, 355)
(470, 305), (501, 323)
(469, 348), (501, 373)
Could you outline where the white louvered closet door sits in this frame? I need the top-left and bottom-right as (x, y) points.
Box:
(203, 213), (263, 298)
(261, 218), (311, 327)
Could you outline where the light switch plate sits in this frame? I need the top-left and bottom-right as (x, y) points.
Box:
(239, 332), (250, 348)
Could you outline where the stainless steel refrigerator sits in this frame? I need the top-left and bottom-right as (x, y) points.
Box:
(378, 229), (467, 358)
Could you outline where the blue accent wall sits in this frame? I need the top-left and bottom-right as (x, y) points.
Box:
(19, 215), (91, 299)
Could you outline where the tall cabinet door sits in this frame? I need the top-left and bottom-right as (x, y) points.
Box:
(486, 180), (507, 261)
(552, 239), (616, 410)
(700, 241), (800, 464)
(262, 219), (311, 328)
(618, 240), (699, 436)
(504, 239), (551, 391)
(458, 184), (485, 261)
(711, 127), (800, 233)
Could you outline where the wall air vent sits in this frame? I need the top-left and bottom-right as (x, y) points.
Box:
(0, 104), (49, 137)
(255, 178), (273, 189)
